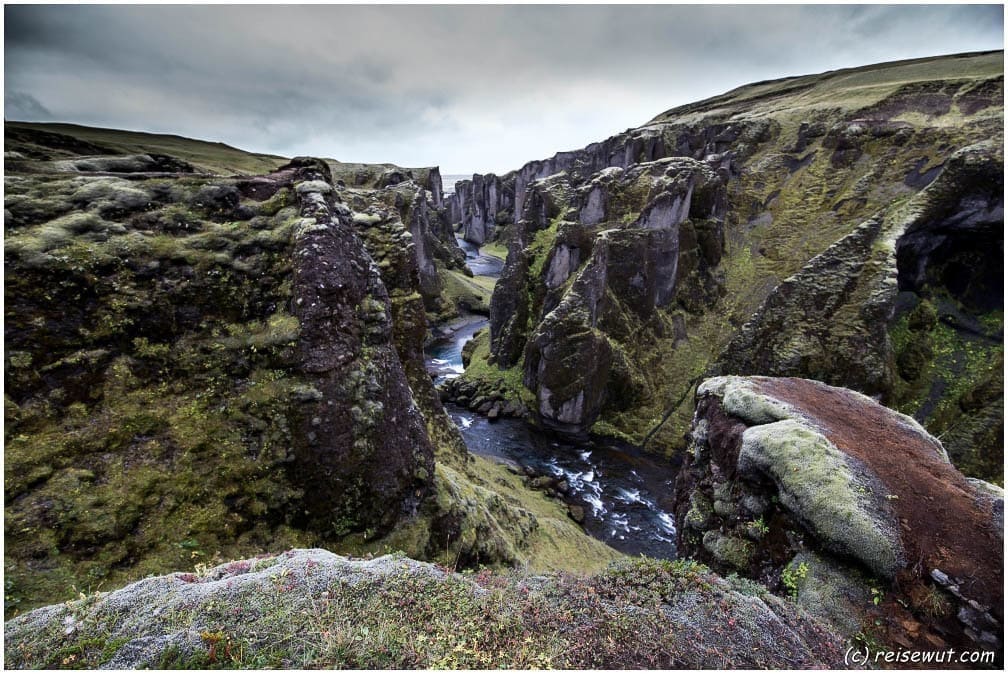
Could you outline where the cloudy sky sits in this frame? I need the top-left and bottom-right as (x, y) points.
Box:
(4, 4), (1004, 174)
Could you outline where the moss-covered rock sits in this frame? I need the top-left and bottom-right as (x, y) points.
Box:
(786, 551), (874, 639)
(739, 419), (903, 579)
(4, 127), (620, 618)
(483, 159), (728, 437)
(676, 375), (1003, 656)
(701, 531), (754, 571)
(3, 550), (844, 669)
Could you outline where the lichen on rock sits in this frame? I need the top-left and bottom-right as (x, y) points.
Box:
(676, 374), (1003, 655)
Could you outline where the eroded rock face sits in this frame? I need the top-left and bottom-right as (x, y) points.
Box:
(2, 148), (452, 612)
(452, 173), (514, 244)
(285, 158), (435, 537)
(716, 142), (1004, 483)
(675, 375), (1003, 654)
(339, 175), (468, 323)
(889, 142), (1004, 482)
(454, 52), (1003, 458)
(717, 216), (895, 396)
(509, 158), (727, 436)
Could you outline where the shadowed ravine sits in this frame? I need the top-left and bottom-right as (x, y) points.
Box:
(425, 239), (680, 558)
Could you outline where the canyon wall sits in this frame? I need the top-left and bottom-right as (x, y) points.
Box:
(450, 51), (1003, 482)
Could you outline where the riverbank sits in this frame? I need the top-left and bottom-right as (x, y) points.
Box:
(422, 238), (681, 560)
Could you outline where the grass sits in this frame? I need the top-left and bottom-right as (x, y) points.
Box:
(481, 241), (509, 260)
(4, 136), (629, 621)
(648, 50), (1002, 126)
(438, 269), (496, 315)
(455, 331), (534, 406)
(5, 121), (286, 175)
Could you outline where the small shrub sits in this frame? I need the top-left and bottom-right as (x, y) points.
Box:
(781, 560), (809, 599)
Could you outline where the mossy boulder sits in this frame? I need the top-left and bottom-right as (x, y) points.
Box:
(676, 375), (1003, 655)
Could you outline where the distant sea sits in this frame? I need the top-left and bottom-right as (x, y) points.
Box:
(440, 173), (471, 195)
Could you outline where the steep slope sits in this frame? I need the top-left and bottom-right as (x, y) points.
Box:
(449, 51), (1003, 480)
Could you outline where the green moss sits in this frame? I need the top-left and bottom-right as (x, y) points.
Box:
(889, 295), (1004, 481)
(5, 549), (832, 670)
(702, 531), (754, 571)
(4, 170), (312, 616)
(684, 492), (714, 530)
(481, 241), (509, 260)
(457, 332), (534, 407)
(254, 187), (292, 217)
(784, 552), (873, 638)
(739, 419), (903, 579)
(525, 216), (563, 285)
(438, 268), (495, 316)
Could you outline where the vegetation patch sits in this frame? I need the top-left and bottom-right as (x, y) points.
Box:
(3, 550), (842, 669)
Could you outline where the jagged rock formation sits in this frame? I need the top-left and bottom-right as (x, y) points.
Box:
(283, 158), (435, 535)
(449, 172), (513, 245)
(491, 159), (728, 437)
(4, 549), (844, 669)
(675, 375), (1003, 658)
(339, 176), (469, 323)
(2, 146), (431, 608)
(4, 124), (612, 616)
(452, 51), (1003, 474)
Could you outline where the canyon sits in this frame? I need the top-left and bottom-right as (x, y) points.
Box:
(4, 50), (1004, 668)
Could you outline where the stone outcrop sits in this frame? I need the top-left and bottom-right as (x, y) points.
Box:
(480, 158), (728, 437)
(450, 172), (513, 245)
(675, 375), (1003, 656)
(716, 141), (1004, 481)
(327, 161), (444, 208)
(3, 149), (443, 611)
(284, 158), (435, 537)
(341, 178), (466, 318)
(4, 549), (844, 669)
(3, 123), (611, 617)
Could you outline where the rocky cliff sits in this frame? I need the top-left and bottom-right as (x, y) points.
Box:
(450, 51), (1003, 481)
(4, 124), (613, 616)
(675, 375), (1002, 660)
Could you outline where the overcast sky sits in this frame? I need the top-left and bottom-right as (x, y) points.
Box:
(4, 4), (1004, 174)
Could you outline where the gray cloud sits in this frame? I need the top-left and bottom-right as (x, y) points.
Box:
(4, 91), (51, 120)
(4, 4), (1003, 173)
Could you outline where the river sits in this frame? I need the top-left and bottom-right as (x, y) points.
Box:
(424, 237), (679, 559)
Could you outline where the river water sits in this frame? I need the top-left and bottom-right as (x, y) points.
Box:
(424, 237), (679, 559)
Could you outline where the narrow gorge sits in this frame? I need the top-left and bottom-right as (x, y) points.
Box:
(4, 50), (1004, 668)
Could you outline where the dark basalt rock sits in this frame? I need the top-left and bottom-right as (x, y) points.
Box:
(895, 141), (1004, 313)
(285, 158), (435, 537)
(514, 159), (727, 437)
